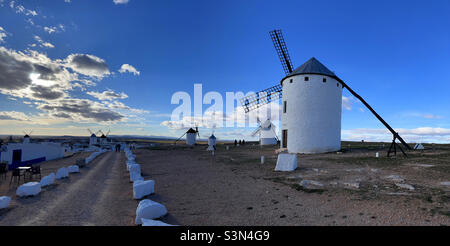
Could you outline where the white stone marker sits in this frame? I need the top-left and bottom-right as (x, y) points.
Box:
(0, 196), (11, 209)
(128, 164), (141, 174)
(275, 153), (298, 172)
(141, 218), (174, 226)
(130, 171), (144, 182)
(16, 182), (41, 197)
(56, 167), (69, 179)
(40, 173), (56, 187)
(68, 165), (80, 173)
(135, 199), (168, 225)
(133, 180), (155, 199)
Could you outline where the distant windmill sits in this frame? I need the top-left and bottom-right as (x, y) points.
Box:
(23, 130), (33, 144)
(175, 127), (200, 146)
(87, 129), (98, 145)
(97, 129), (111, 143)
(238, 29), (411, 156)
(207, 131), (217, 151)
(251, 119), (278, 145)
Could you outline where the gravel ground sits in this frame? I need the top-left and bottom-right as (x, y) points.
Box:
(134, 144), (450, 226)
(0, 151), (136, 226)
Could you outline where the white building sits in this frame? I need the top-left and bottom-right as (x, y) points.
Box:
(186, 128), (198, 146)
(208, 134), (217, 147)
(280, 57), (343, 154)
(98, 134), (108, 144)
(251, 120), (278, 145)
(23, 134), (30, 144)
(0, 142), (65, 170)
(89, 133), (97, 146)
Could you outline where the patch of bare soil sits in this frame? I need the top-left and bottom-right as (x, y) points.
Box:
(134, 142), (450, 226)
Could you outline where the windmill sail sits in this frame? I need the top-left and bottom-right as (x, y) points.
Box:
(239, 30), (291, 113)
(239, 84), (283, 113)
(239, 29), (411, 154)
(270, 29), (294, 75)
(250, 126), (261, 137)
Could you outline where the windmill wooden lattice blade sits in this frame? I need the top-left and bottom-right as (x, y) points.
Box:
(239, 84), (283, 113)
(270, 29), (294, 75)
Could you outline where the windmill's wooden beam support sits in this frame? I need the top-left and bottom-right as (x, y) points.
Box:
(174, 132), (186, 145)
(338, 79), (412, 151)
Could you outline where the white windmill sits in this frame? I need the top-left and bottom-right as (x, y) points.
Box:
(239, 29), (412, 156)
(88, 129), (98, 146)
(98, 130), (111, 144)
(207, 132), (217, 151)
(23, 130), (33, 144)
(175, 127), (200, 146)
(251, 119), (278, 145)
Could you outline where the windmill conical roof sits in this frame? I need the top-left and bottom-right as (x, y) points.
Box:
(186, 128), (197, 134)
(209, 134), (216, 139)
(261, 120), (273, 129)
(291, 57), (335, 77)
(282, 57), (341, 83)
(90, 134), (96, 138)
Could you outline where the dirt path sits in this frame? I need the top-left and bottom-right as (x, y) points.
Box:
(0, 152), (136, 226)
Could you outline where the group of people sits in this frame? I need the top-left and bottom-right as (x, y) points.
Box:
(234, 139), (245, 146)
(114, 144), (121, 152)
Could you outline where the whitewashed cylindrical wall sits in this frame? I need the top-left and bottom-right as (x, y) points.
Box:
(89, 136), (96, 145)
(281, 74), (342, 153)
(208, 136), (216, 147)
(260, 129), (277, 145)
(186, 133), (196, 146)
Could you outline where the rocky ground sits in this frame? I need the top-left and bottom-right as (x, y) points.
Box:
(0, 142), (448, 226)
(134, 142), (450, 226)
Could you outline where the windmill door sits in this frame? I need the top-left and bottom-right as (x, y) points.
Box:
(282, 130), (288, 148)
(11, 149), (22, 170)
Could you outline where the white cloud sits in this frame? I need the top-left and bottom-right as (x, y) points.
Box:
(0, 111), (30, 121)
(10, 1), (38, 16)
(0, 26), (7, 43)
(118, 64), (140, 75)
(87, 89), (128, 101)
(44, 26), (57, 34)
(399, 112), (444, 120)
(113, 0), (130, 4)
(342, 96), (355, 111)
(0, 46), (142, 123)
(422, 114), (443, 119)
(44, 25), (65, 34)
(34, 35), (55, 48)
(26, 18), (34, 26)
(342, 127), (450, 143)
(65, 54), (110, 78)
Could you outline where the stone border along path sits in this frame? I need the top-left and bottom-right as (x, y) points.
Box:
(124, 147), (172, 226)
(0, 150), (137, 226)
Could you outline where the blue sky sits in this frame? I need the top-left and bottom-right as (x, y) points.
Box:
(0, 0), (449, 143)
